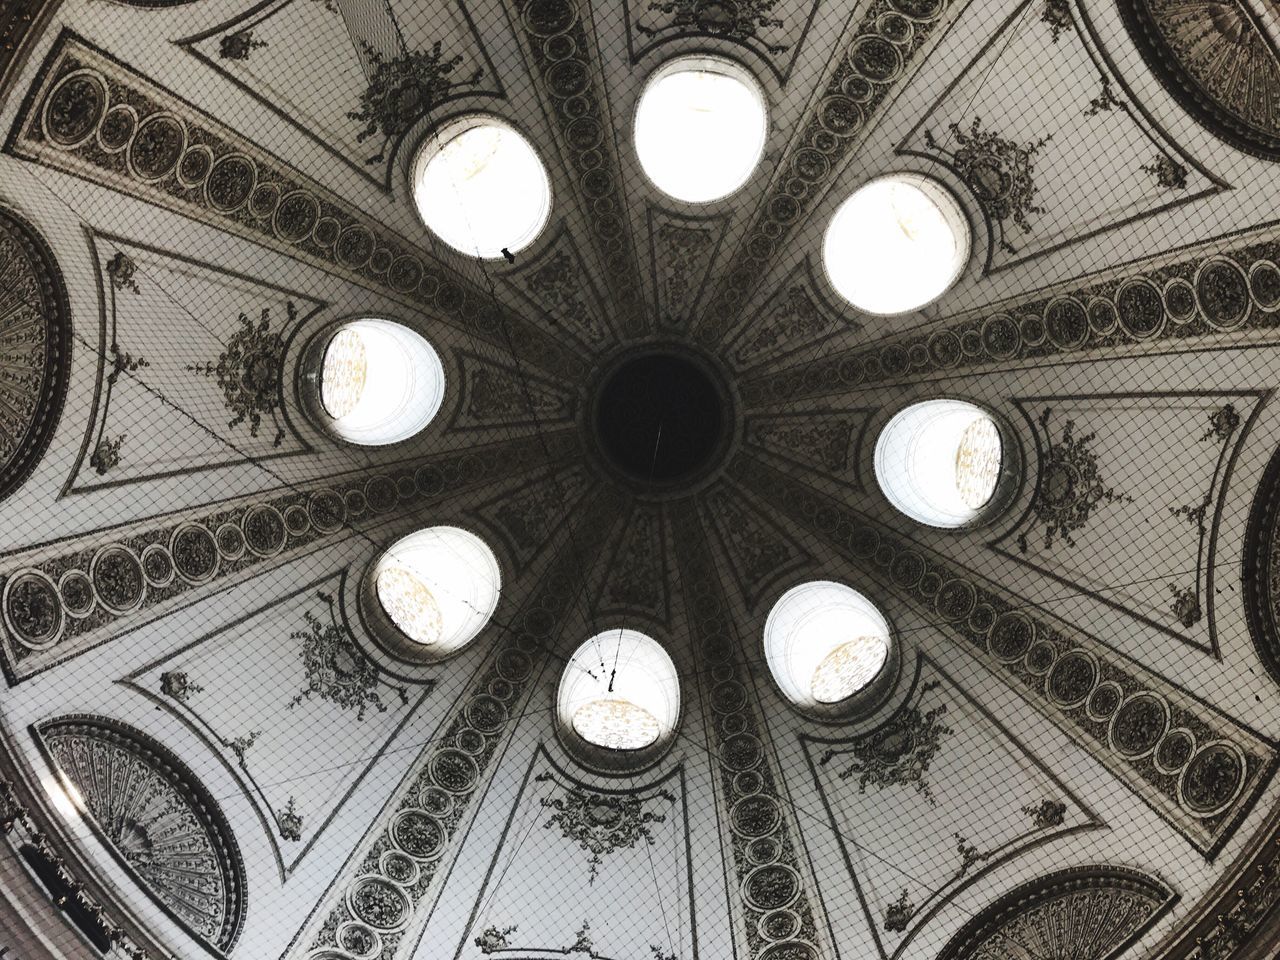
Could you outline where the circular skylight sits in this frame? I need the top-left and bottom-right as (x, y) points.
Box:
(634, 56), (768, 203)
(557, 629), (680, 769)
(412, 116), (551, 258)
(875, 399), (1006, 528)
(318, 319), (445, 446)
(823, 174), (970, 314)
(373, 527), (500, 660)
(765, 582), (893, 716)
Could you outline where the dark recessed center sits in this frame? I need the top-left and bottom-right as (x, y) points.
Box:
(595, 352), (725, 484)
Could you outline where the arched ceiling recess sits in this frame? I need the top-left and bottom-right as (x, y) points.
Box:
(2, 0), (1280, 958)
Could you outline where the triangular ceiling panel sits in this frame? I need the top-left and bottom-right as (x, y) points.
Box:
(991, 391), (1266, 657)
(68, 231), (322, 494)
(898, 0), (1224, 272)
(122, 573), (435, 880)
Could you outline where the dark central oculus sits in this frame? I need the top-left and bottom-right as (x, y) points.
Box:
(594, 352), (726, 484)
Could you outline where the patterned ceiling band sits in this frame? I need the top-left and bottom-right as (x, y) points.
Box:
(0, 432), (576, 683)
(670, 497), (829, 960)
(742, 230), (1280, 403)
(511, 0), (650, 338)
(6, 32), (586, 384)
(731, 453), (1278, 859)
(299, 483), (624, 960)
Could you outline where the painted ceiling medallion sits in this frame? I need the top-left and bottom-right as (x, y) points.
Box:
(810, 635), (890, 704)
(572, 697), (662, 750)
(38, 717), (247, 952)
(376, 566), (446, 647)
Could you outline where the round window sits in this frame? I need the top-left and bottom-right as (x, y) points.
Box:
(764, 581), (896, 719)
(875, 399), (1010, 528)
(556, 629), (680, 771)
(372, 527), (500, 660)
(412, 115), (551, 258)
(634, 56), (768, 203)
(823, 174), (970, 315)
(317, 318), (445, 446)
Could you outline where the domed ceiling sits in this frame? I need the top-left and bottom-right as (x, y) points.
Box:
(3, 0), (1280, 958)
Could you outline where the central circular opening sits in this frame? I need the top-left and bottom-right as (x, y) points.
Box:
(594, 352), (727, 484)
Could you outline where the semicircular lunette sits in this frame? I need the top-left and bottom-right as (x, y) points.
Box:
(936, 864), (1175, 960)
(0, 207), (72, 504)
(36, 715), (248, 954)
(1119, 0), (1280, 161)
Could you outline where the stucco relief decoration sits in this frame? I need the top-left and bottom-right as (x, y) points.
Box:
(536, 774), (676, 883)
(187, 303), (294, 447)
(38, 717), (247, 952)
(924, 118), (1050, 253)
(1020, 409), (1132, 551)
(0, 208), (71, 504)
(636, 0), (790, 53)
(936, 865), (1174, 960)
(349, 41), (484, 165)
(1119, 0), (1280, 160)
(818, 679), (953, 803)
(522, 249), (607, 346)
(289, 591), (409, 719)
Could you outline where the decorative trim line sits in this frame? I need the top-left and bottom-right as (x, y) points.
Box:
(510, 0), (650, 338)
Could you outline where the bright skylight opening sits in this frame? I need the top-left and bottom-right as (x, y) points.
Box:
(823, 174), (970, 315)
(558, 630), (679, 760)
(319, 318), (445, 446)
(765, 582), (892, 713)
(634, 56), (768, 203)
(374, 527), (500, 658)
(875, 399), (1004, 528)
(412, 116), (551, 258)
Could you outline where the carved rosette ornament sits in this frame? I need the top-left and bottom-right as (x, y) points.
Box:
(0, 207), (71, 503)
(37, 716), (247, 952)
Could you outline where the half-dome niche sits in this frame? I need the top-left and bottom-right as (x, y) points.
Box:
(634, 55), (768, 203)
(764, 581), (897, 720)
(312, 318), (445, 446)
(368, 527), (501, 662)
(823, 173), (970, 315)
(874, 398), (1017, 529)
(556, 629), (680, 772)
(411, 115), (552, 258)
